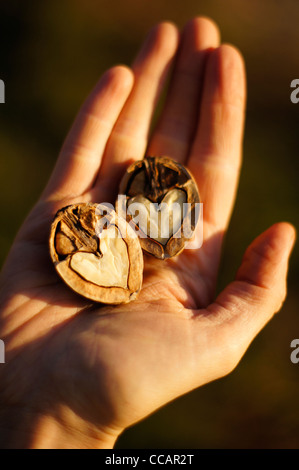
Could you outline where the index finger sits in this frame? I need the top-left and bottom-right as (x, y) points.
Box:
(188, 44), (246, 239)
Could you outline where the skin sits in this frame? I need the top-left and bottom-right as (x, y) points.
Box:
(0, 17), (296, 449)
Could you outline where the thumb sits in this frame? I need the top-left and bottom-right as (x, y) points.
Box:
(202, 222), (296, 375)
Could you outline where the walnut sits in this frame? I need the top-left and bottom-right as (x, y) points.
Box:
(117, 156), (200, 259)
(49, 203), (143, 304)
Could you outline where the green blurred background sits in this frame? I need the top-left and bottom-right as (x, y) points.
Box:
(1, 0), (299, 448)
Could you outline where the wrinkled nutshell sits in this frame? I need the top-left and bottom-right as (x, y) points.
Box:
(118, 156), (200, 259)
(49, 203), (143, 304)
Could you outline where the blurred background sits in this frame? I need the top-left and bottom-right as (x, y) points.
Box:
(0, 0), (299, 448)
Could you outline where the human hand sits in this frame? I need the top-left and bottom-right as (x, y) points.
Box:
(0, 17), (295, 449)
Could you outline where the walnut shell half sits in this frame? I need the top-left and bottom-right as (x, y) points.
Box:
(49, 203), (143, 304)
(117, 156), (200, 259)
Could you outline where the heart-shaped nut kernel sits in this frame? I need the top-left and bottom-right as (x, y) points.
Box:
(49, 203), (143, 304)
(117, 156), (200, 259)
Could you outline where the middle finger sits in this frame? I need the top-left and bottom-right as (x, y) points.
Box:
(147, 17), (220, 165)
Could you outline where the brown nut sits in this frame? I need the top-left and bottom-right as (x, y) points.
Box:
(49, 203), (143, 304)
(117, 156), (200, 259)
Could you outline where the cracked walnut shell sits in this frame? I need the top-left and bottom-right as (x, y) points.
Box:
(118, 156), (200, 259)
(49, 203), (143, 304)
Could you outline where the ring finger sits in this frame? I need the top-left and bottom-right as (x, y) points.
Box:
(94, 22), (179, 201)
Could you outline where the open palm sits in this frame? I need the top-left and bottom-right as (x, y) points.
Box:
(0, 18), (295, 448)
